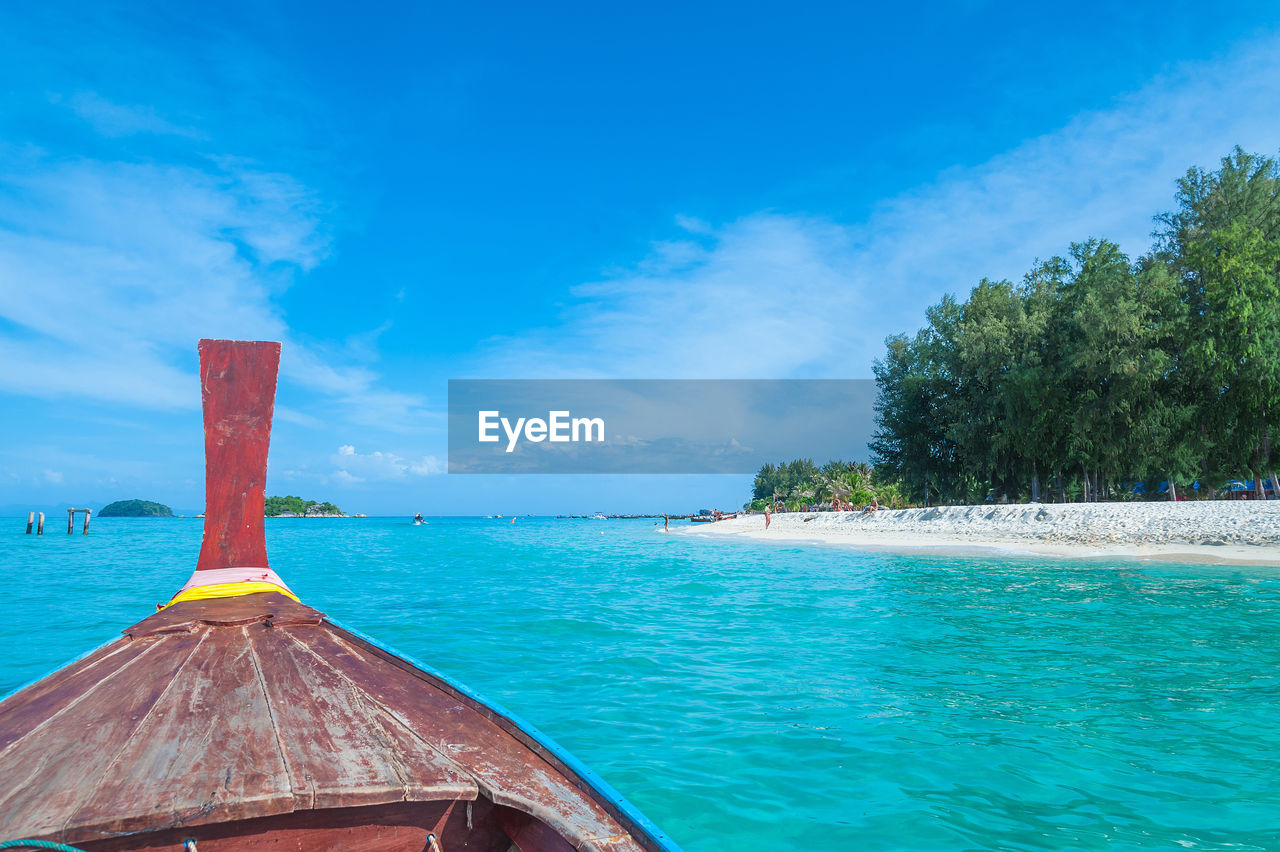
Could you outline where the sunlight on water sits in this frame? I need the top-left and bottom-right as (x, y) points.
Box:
(4, 516), (1280, 851)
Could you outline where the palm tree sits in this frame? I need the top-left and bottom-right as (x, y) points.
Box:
(790, 484), (815, 509)
(823, 474), (852, 508)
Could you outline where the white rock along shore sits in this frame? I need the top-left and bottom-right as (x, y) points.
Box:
(673, 501), (1280, 565)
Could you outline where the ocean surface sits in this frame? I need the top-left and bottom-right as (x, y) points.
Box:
(4, 516), (1280, 851)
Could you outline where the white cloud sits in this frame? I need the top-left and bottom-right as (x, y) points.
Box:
(0, 157), (306, 407)
(331, 445), (443, 483)
(0, 153), (429, 427)
(43, 469), (63, 484)
(63, 91), (204, 139)
(479, 33), (1280, 379)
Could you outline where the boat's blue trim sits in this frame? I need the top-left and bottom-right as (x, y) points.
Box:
(0, 636), (122, 706)
(329, 618), (683, 852)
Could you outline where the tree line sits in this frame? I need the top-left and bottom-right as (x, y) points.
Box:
(264, 495), (342, 517)
(871, 147), (1280, 505)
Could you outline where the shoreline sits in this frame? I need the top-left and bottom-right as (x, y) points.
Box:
(672, 502), (1280, 566)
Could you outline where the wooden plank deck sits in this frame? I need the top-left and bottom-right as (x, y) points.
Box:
(0, 632), (205, 839)
(72, 628), (293, 836)
(246, 623), (475, 810)
(0, 595), (650, 851)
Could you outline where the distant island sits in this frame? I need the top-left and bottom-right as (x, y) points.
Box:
(99, 499), (174, 517)
(265, 495), (347, 518)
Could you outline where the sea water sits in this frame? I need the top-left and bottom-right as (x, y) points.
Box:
(3, 516), (1280, 851)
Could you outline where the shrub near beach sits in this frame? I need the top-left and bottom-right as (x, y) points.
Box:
(749, 459), (908, 511)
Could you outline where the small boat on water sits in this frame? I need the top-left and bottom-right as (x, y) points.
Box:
(688, 511), (736, 523)
(0, 340), (679, 852)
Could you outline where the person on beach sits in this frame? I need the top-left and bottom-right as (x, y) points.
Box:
(764, 506), (771, 530)
(664, 514), (669, 532)
(863, 497), (878, 514)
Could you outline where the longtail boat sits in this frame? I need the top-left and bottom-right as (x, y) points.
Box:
(0, 340), (680, 852)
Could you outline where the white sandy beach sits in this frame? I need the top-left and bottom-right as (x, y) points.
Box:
(675, 502), (1280, 565)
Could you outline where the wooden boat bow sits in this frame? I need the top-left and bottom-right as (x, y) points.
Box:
(0, 340), (678, 852)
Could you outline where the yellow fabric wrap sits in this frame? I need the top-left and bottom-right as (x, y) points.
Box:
(165, 581), (300, 607)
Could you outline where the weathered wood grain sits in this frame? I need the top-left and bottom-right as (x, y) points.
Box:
(195, 339), (279, 574)
(0, 631), (204, 839)
(248, 623), (477, 810)
(128, 593), (325, 638)
(71, 625), (292, 838)
(0, 638), (151, 752)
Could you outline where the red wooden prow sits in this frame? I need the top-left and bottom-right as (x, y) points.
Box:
(196, 339), (281, 572)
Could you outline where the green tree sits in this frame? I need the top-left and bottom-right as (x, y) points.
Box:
(1157, 147), (1280, 492)
(1057, 239), (1157, 499)
(1005, 257), (1071, 501)
(872, 324), (958, 505)
(949, 278), (1027, 499)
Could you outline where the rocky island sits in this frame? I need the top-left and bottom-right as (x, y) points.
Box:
(98, 499), (174, 517)
(264, 495), (350, 518)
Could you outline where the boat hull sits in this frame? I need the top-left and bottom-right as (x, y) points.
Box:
(0, 595), (675, 852)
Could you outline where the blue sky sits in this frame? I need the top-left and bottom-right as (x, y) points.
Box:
(2, 1), (1280, 516)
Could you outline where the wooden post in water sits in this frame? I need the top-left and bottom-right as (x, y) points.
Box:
(66, 508), (92, 534)
(25, 512), (34, 534)
(36, 512), (44, 535)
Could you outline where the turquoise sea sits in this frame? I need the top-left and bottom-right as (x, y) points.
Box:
(4, 516), (1280, 851)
